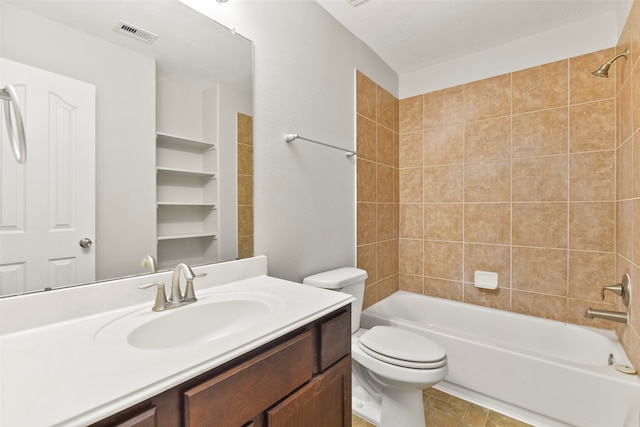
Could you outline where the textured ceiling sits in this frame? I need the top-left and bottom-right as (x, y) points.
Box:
(315, 0), (622, 74)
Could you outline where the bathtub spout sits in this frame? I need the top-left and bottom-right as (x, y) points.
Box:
(584, 307), (628, 324)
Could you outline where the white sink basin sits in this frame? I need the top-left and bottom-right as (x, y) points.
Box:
(94, 291), (284, 350)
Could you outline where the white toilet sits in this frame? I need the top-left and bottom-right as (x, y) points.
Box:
(303, 267), (448, 427)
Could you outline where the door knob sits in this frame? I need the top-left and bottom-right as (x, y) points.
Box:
(79, 238), (93, 248)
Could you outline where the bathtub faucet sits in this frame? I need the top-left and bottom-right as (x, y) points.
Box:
(584, 307), (628, 324)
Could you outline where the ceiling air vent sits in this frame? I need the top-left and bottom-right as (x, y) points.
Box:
(113, 20), (158, 44)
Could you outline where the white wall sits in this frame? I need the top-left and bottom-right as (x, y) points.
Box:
(399, 11), (621, 98)
(1, 4), (157, 281)
(181, 0), (398, 282)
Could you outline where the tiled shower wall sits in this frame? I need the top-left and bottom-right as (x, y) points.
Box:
(357, 40), (639, 370)
(238, 112), (254, 259)
(615, 0), (640, 370)
(355, 71), (400, 308)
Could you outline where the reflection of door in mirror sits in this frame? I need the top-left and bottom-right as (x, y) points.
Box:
(0, 58), (96, 296)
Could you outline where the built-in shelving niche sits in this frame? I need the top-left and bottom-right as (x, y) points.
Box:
(156, 132), (218, 270)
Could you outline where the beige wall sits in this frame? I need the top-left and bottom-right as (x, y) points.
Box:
(357, 3), (640, 370)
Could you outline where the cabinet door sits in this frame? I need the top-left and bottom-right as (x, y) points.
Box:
(267, 356), (351, 427)
(184, 332), (314, 426)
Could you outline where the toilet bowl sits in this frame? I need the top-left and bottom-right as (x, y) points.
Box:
(303, 268), (448, 427)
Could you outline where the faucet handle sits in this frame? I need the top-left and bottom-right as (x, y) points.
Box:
(139, 282), (169, 311)
(600, 274), (631, 307)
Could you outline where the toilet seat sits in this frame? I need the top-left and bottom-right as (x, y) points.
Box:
(358, 326), (447, 369)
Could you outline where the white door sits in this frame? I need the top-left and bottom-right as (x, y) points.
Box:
(0, 58), (96, 296)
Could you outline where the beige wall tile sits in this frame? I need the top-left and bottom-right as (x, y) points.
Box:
(377, 240), (398, 280)
(424, 203), (463, 241)
(511, 290), (567, 322)
(464, 74), (511, 121)
(569, 202), (615, 251)
(569, 48), (616, 104)
(512, 155), (568, 202)
(569, 100), (615, 153)
(377, 85), (395, 130)
(568, 250), (616, 301)
(399, 131), (423, 168)
(400, 204), (423, 239)
(400, 167), (423, 203)
(464, 117), (511, 162)
(616, 200), (633, 257)
(464, 160), (511, 202)
(619, 78), (633, 146)
(237, 113), (253, 146)
(377, 125), (394, 166)
(464, 203), (510, 245)
(357, 159), (377, 202)
(463, 243), (510, 287)
(424, 125), (464, 166)
(400, 95), (423, 133)
(357, 202), (377, 245)
(635, 199), (640, 266)
(634, 134), (640, 197)
(512, 60), (568, 114)
(424, 164), (463, 202)
(463, 285), (511, 311)
(512, 108), (568, 158)
(512, 247), (567, 296)
(377, 164), (394, 203)
(634, 63), (640, 134)
(568, 298), (617, 328)
(377, 275), (399, 300)
(238, 205), (253, 237)
(377, 203), (395, 241)
(424, 277), (463, 301)
(399, 239), (423, 275)
(238, 174), (253, 206)
(424, 241), (463, 281)
(618, 140), (633, 200)
(399, 273), (423, 293)
(512, 202), (567, 248)
(569, 151), (615, 201)
(357, 115), (377, 161)
(237, 143), (253, 176)
(357, 243), (377, 285)
(356, 71), (376, 120)
(424, 85), (464, 128)
(238, 236), (253, 259)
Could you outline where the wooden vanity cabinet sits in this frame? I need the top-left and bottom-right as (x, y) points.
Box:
(91, 307), (352, 427)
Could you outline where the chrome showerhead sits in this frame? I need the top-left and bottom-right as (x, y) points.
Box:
(592, 49), (629, 77)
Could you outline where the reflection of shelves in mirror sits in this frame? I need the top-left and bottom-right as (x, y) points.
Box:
(156, 131), (219, 266)
(157, 232), (217, 241)
(157, 167), (216, 179)
(156, 132), (216, 151)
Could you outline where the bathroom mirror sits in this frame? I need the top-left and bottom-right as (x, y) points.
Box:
(0, 0), (253, 297)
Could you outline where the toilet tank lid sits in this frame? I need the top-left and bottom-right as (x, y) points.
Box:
(303, 267), (368, 289)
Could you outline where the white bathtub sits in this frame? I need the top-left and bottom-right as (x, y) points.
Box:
(360, 291), (640, 427)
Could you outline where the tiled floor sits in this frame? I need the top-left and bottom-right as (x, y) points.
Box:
(352, 388), (533, 427)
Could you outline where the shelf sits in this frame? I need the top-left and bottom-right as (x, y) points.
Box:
(157, 202), (216, 208)
(157, 167), (216, 179)
(157, 232), (217, 241)
(157, 132), (215, 151)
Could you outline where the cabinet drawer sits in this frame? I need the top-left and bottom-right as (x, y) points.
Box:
(183, 331), (314, 426)
(319, 310), (351, 371)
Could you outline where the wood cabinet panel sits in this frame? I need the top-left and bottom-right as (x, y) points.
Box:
(184, 331), (314, 426)
(319, 310), (351, 371)
(267, 356), (351, 427)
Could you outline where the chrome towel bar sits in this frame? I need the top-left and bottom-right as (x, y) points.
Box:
(1, 85), (27, 164)
(285, 133), (356, 158)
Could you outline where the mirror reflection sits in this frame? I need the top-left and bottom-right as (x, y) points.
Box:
(0, 0), (253, 297)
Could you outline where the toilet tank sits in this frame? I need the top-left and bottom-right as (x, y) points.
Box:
(302, 267), (368, 333)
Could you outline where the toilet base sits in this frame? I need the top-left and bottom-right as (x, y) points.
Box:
(352, 373), (427, 427)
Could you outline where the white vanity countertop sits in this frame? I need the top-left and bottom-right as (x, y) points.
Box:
(0, 257), (353, 427)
